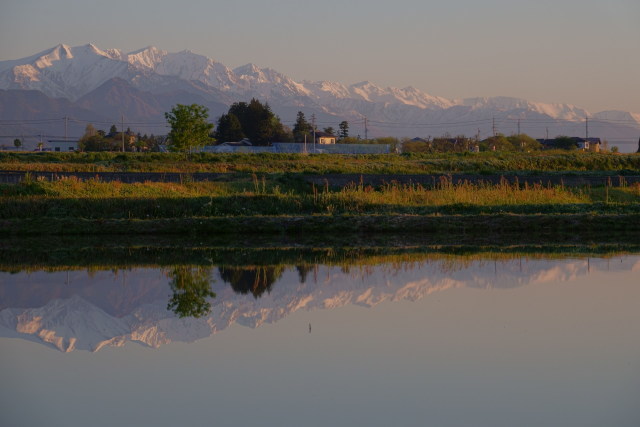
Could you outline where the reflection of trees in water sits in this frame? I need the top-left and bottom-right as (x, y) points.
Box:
(166, 266), (216, 318)
(219, 266), (284, 298)
(296, 265), (314, 283)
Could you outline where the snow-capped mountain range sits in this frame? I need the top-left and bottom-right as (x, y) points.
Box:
(1, 43), (639, 145)
(1, 256), (638, 352)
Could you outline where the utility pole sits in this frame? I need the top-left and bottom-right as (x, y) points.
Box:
(64, 116), (68, 141)
(585, 116), (589, 140)
(122, 114), (125, 152)
(311, 113), (316, 153)
(517, 119), (521, 135)
(492, 117), (497, 137)
(364, 117), (368, 140)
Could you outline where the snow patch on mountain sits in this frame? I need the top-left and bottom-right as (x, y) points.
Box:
(13, 295), (130, 352)
(462, 96), (589, 121)
(127, 46), (167, 70)
(593, 110), (640, 124)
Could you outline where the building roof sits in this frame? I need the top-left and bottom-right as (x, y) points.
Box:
(536, 137), (601, 145)
(314, 132), (336, 138)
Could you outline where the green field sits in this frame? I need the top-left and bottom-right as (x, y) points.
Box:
(1, 152), (639, 237)
(2, 151), (640, 174)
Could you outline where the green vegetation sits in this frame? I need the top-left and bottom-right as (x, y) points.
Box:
(214, 99), (290, 144)
(167, 266), (216, 318)
(293, 111), (312, 142)
(2, 175), (639, 217)
(1, 151), (639, 174)
(0, 150), (638, 237)
(1, 173), (640, 236)
(165, 104), (215, 152)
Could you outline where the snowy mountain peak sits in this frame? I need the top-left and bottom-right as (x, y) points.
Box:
(127, 46), (168, 70)
(33, 44), (74, 67)
(234, 63), (263, 77)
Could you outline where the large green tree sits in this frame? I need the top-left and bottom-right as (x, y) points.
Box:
(223, 98), (290, 145)
(166, 266), (216, 318)
(165, 104), (214, 152)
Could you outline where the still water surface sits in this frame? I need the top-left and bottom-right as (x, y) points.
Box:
(1, 251), (639, 426)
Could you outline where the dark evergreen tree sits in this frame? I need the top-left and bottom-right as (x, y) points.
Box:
(293, 111), (311, 142)
(215, 113), (245, 142)
(339, 121), (349, 139)
(218, 266), (284, 299)
(225, 98), (289, 145)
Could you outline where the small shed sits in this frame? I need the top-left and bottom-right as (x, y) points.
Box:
(314, 132), (336, 145)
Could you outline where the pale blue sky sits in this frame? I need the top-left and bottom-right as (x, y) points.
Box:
(1, 0), (639, 112)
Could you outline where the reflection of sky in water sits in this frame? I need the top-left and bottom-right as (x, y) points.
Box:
(1, 255), (639, 426)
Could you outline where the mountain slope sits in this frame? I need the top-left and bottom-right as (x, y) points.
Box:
(0, 43), (638, 144)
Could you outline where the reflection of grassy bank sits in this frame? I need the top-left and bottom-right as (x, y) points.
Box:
(1, 175), (640, 236)
(1, 234), (639, 273)
(2, 213), (640, 238)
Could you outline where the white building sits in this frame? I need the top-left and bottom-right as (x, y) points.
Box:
(47, 139), (78, 152)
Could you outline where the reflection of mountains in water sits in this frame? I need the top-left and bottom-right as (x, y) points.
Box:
(1, 255), (638, 352)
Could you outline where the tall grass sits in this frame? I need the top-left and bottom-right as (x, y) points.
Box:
(332, 177), (590, 207)
(2, 176), (638, 220)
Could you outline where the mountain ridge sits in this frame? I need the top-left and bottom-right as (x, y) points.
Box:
(1, 43), (638, 146)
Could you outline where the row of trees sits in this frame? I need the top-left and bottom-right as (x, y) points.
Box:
(78, 124), (164, 152)
(292, 111), (349, 142)
(402, 134), (616, 153)
(75, 101), (622, 154)
(214, 99), (290, 145)
(165, 264), (303, 318)
(165, 100), (354, 151)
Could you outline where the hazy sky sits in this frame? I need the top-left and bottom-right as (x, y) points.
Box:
(1, 0), (639, 112)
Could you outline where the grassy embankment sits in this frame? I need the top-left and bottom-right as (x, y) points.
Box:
(2, 159), (640, 236)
